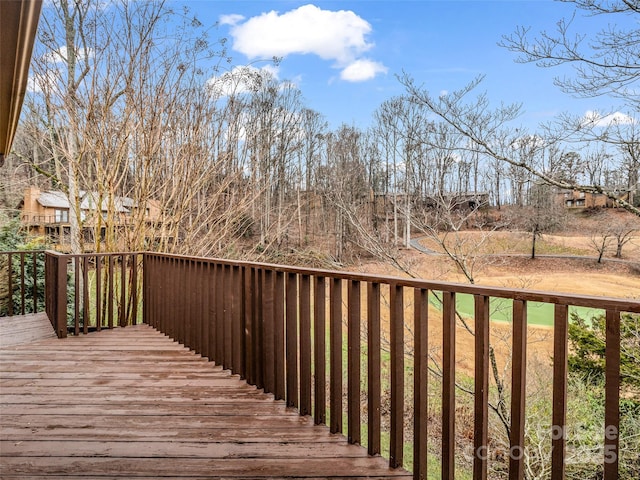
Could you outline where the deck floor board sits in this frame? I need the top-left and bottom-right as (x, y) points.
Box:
(0, 322), (410, 479)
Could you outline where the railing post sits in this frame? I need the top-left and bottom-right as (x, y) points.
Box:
(604, 309), (620, 480)
(45, 251), (68, 339)
(55, 254), (68, 338)
(142, 253), (149, 326)
(509, 299), (527, 480)
(7, 252), (13, 316)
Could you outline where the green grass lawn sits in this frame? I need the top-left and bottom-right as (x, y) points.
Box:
(429, 292), (602, 327)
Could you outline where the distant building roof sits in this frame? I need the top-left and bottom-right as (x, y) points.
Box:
(80, 192), (130, 213)
(36, 189), (132, 213)
(37, 191), (70, 209)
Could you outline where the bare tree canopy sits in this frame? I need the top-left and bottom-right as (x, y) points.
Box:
(399, 73), (640, 217)
(500, 0), (640, 104)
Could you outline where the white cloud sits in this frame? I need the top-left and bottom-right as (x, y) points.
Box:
(219, 14), (244, 26)
(439, 90), (449, 97)
(583, 110), (636, 127)
(27, 70), (60, 93)
(340, 59), (387, 82)
(207, 65), (279, 97)
(229, 5), (373, 63)
(42, 46), (68, 64)
(27, 76), (42, 93)
(224, 4), (386, 81)
(42, 45), (94, 64)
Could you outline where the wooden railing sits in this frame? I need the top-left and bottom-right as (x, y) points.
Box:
(0, 250), (45, 317)
(143, 252), (640, 480)
(3, 249), (639, 479)
(21, 214), (60, 224)
(44, 251), (141, 337)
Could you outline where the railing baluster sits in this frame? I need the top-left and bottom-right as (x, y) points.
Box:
(55, 254), (68, 338)
(274, 271), (285, 401)
(442, 291), (455, 479)
(73, 256), (80, 335)
(329, 277), (342, 434)
(226, 264), (234, 369)
(194, 261), (201, 353)
(169, 256), (177, 339)
(96, 256), (102, 331)
(120, 254), (126, 327)
(299, 274), (311, 416)
(203, 261), (212, 361)
(348, 279), (361, 445)
(255, 268), (264, 390)
(32, 252), (38, 313)
(216, 263), (225, 366)
(286, 272), (298, 408)
(191, 260), (198, 350)
(108, 255), (114, 329)
(389, 283), (404, 469)
(235, 265), (244, 376)
(184, 259), (192, 347)
(314, 276), (326, 426)
(142, 254), (149, 327)
(243, 266), (253, 381)
(414, 288), (429, 480)
(131, 253), (138, 326)
(19, 252), (25, 315)
(367, 282), (381, 456)
(174, 258), (182, 342)
(158, 256), (165, 333)
(509, 299), (527, 480)
(7, 252), (13, 317)
(155, 256), (161, 333)
(551, 304), (568, 480)
(604, 309), (620, 480)
(224, 265), (233, 368)
(474, 294), (490, 480)
(263, 269), (275, 394)
(82, 256), (89, 334)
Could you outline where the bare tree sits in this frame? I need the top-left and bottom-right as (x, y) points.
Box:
(399, 74), (640, 217)
(607, 212), (639, 259)
(520, 182), (566, 259)
(588, 213), (616, 263)
(500, 0), (640, 105)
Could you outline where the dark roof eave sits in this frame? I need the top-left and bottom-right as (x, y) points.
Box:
(0, 0), (43, 165)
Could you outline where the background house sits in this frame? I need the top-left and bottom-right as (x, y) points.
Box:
(19, 186), (160, 251)
(555, 188), (631, 209)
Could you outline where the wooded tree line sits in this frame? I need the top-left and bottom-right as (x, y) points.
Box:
(1, 0), (639, 265)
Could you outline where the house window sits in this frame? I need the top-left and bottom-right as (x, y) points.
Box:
(576, 199), (585, 206)
(54, 209), (69, 223)
(579, 192), (585, 198)
(566, 200), (573, 207)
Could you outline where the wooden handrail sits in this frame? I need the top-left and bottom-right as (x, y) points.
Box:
(0, 250), (44, 317)
(142, 251), (636, 480)
(3, 249), (636, 480)
(42, 251), (141, 337)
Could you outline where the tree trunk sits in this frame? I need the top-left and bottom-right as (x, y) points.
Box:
(598, 241), (606, 263)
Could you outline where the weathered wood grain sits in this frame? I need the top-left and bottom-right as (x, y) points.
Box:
(0, 323), (411, 479)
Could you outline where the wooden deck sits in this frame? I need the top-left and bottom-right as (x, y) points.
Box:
(0, 320), (411, 479)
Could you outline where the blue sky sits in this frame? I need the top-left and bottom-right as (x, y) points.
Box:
(178, 1), (633, 129)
